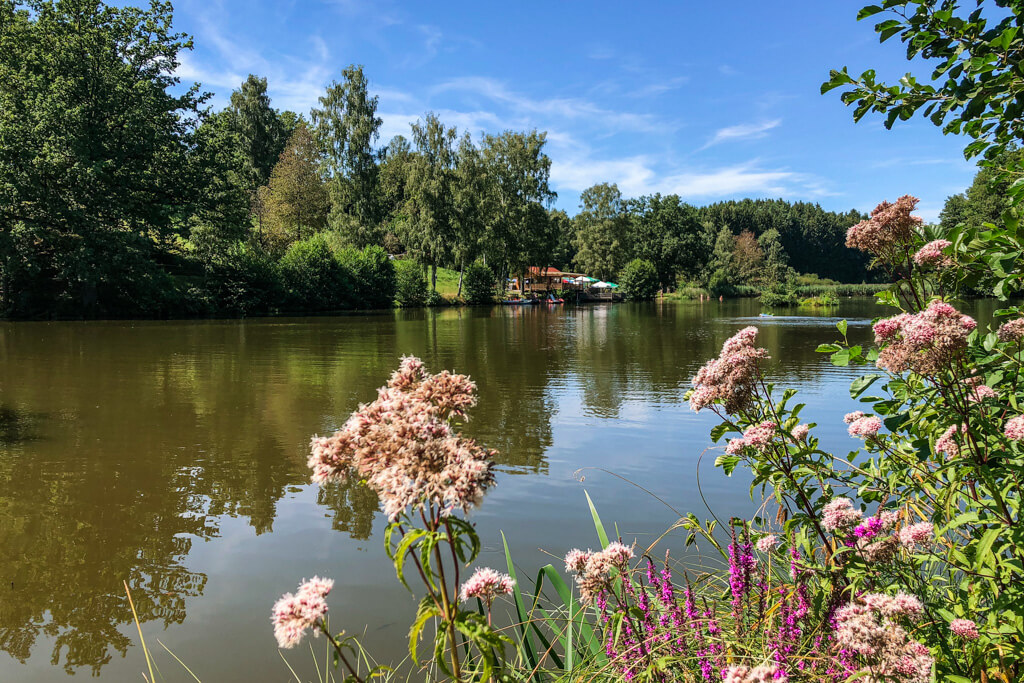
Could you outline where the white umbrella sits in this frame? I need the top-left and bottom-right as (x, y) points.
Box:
(592, 281), (612, 289)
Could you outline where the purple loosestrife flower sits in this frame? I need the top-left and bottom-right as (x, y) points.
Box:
(271, 577), (334, 649)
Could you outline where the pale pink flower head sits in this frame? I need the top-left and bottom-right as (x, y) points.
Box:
(822, 497), (863, 531)
(271, 577), (334, 649)
(307, 357), (496, 520)
(844, 411), (866, 424)
(875, 301), (975, 374)
(721, 664), (786, 683)
(725, 437), (747, 455)
(967, 383), (998, 402)
(898, 522), (934, 549)
(936, 424), (966, 457)
(912, 239), (953, 268)
(571, 542), (635, 604)
(1005, 415), (1024, 441)
(848, 415), (882, 439)
(689, 327), (769, 414)
(740, 421), (776, 451)
(846, 195), (923, 257)
(564, 548), (592, 573)
(755, 534), (779, 552)
(950, 618), (980, 640)
(459, 567), (514, 603)
(790, 423), (810, 442)
(997, 318), (1024, 343)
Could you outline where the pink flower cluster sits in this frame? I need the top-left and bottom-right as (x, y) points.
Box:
(725, 421), (777, 455)
(949, 618), (979, 640)
(1005, 415), (1024, 440)
(790, 423), (810, 442)
(307, 356), (496, 520)
(997, 317), (1024, 343)
(755, 534), (778, 552)
(846, 412), (882, 439)
(873, 300), (977, 374)
(459, 567), (514, 604)
(834, 593), (933, 683)
(564, 542), (635, 604)
(690, 327), (769, 414)
(822, 498), (863, 532)
(898, 522), (934, 549)
(721, 663), (786, 683)
(912, 239), (953, 268)
(845, 196), (923, 257)
(936, 423), (967, 457)
(271, 576), (334, 649)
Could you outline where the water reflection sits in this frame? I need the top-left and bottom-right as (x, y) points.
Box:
(0, 298), (992, 678)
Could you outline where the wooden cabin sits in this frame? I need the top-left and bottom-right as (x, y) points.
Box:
(510, 267), (577, 293)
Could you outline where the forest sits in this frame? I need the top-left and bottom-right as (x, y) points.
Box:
(0, 0), (989, 319)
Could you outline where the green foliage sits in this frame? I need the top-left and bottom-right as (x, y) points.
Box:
(627, 194), (709, 289)
(259, 124), (330, 253)
(394, 259), (428, 307)
(312, 64), (383, 242)
(759, 289), (798, 307)
(573, 183), (630, 281)
(706, 268), (737, 297)
(424, 289), (447, 307)
(823, 1), (1024, 162)
(462, 262), (496, 305)
(205, 241), (282, 315)
(336, 245), (396, 310)
(698, 199), (872, 283)
(278, 234), (348, 311)
(940, 148), (1024, 231)
(798, 293), (840, 307)
(617, 258), (659, 301)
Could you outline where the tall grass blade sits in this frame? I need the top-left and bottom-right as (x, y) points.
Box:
(585, 490), (610, 547)
(501, 531), (539, 671)
(124, 581), (156, 683)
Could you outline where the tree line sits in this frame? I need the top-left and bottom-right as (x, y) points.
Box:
(0, 0), (877, 319)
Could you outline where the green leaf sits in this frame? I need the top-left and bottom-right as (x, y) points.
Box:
(831, 349), (851, 367)
(585, 490), (610, 547)
(715, 454), (741, 476)
(850, 374), (883, 399)
(857, 5), (884, 20)
(837, 319), (848, 336)
(501, 531), (538, 670)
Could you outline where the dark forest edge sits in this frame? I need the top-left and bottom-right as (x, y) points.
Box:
(0, 1), (1010, 320)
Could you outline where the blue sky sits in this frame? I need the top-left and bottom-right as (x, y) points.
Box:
(172, 0), (978, 222)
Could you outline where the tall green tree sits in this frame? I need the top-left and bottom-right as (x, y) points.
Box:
(0, 0), (205, 316)
(573, 182), (629, 281)
(377, 135), (414, 253)
(757, 228), (792, 288)
(404, 113), (457, 289)
(312, 64), (383, 244)
(940, 148), (1024, 231)
(479, 130), (556, 281)
(228, 74), (289, 196)
(627, 193), (707, 290)
(452, 133), (487, 296)
(259, 124), (330, 252)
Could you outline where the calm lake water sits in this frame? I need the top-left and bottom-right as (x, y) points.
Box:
(0, 298), (1001, 681)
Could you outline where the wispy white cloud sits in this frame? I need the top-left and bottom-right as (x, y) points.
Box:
(701, 119), (781, 149)
(432, 76), (661, 133)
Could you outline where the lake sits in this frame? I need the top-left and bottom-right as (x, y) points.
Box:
(0, 298), (997, 681)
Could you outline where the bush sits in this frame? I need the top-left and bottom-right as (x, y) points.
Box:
(394, 259), (427, 307)
(706, 268), (737, 297)
(425, 289), (446, 307)
(205, 241), (282, 315)
(618, 258), (659, 300)
(462, 262), (496, 305)
(759, 288), (798, 307)
(337, 245), (396, 310)
(278, 234), (349, 311)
